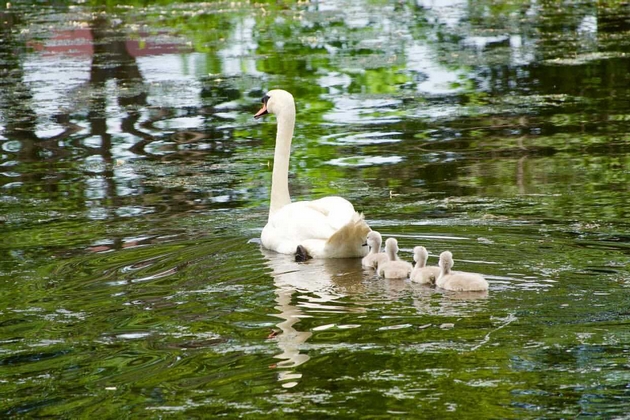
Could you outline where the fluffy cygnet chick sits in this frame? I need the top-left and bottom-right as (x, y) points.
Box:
(377, 238), (412, 279)
(410, 246), (441, 285)
(362, 231), (389, 269)
(436, 251), (488, 292)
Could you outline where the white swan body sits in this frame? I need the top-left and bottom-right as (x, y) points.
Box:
(436, 251), (489, 292)
(255, 89), (370, 259)
(410, 246), (440, 285)
(377, 238), (412, 279)
(362, 231), (389, 269)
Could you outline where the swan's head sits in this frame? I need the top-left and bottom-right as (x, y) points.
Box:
(384, 238), (399, 254)
(413, 246), (429, 264)
(366, 231), (383, 249)
(254, 89), (295, 119)
(439, 251), (454, 271)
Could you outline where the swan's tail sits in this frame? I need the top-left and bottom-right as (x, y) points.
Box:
(324, 212), (371, 258)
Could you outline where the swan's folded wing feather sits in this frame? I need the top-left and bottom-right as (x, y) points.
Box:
(268, 202), (338, 242)
(306, 197), (356, 230)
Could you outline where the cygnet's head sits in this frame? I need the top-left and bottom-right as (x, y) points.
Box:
(385, 238), (399, 254)
(413, 246), (429, 265)
(254, 89), (295, 119)
(366, 231), (383, 249)
(439, 251), (454, 271)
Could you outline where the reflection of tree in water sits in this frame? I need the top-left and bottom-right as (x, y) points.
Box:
(0, 11), (241, 256)
(88, 15), (148, 165)
(0, 10), (38, 144)
(0, 13), (152, 177)
(0, 9), (77, 170)
(0, 9), (78, 265)
(1, 1), (627, 242)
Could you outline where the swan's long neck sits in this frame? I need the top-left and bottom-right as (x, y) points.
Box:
(416, 253), (427, 268)
(269, 109), (295, 218)
(370, 240), (381, 255)
(441, 261), (451, 275)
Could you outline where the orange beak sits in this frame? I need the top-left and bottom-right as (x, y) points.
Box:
(254, 103), (268, 119)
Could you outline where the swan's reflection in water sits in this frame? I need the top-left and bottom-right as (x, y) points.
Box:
(261, 249), (366, 388)
(261, 249), (490, 388)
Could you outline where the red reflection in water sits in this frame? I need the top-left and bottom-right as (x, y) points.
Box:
(29, 28), (191, 57)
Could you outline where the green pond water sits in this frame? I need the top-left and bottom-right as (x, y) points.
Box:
(1, 0), (629, 417)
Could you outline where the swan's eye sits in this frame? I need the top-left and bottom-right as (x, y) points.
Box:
(261, 94), (270, 104)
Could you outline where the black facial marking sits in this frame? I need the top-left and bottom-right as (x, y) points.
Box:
(261, 94), (270, 104)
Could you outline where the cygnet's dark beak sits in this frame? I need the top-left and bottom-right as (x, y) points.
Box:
(362, 242), (368, 247)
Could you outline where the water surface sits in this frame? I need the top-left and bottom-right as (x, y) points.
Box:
(1, 0), (629, 417)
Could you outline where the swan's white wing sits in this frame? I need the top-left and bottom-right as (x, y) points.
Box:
(261, 197), (358, 255)
(306, 197), (356, 230)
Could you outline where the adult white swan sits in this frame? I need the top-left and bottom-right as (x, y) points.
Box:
(254, 89), (371, 260)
